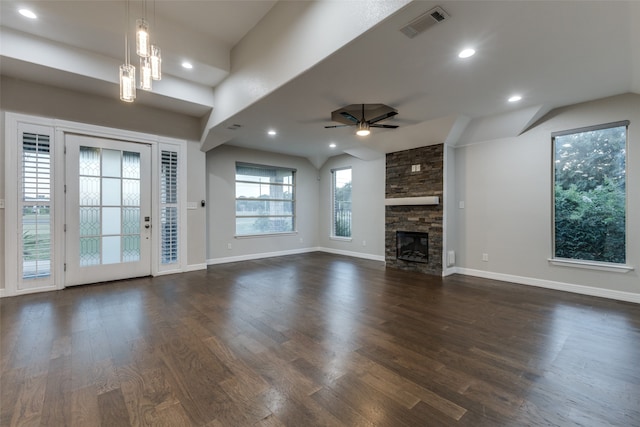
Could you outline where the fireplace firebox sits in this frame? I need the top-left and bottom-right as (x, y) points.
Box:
(396, 231), (428, 263)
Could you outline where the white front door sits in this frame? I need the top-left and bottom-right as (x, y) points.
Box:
(65, 134), (152, 286)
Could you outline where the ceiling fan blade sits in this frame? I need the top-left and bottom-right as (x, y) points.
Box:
(370, 124), (399, 129)
(339, 112), (359, 123)
(368, 110), (398, 124)
(324, 124), (354, 128)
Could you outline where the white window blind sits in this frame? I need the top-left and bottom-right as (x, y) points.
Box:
(160, 150), (178, 264)
(20, 132), (53, 279)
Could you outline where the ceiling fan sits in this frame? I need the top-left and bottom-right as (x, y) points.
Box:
(324, 103), (399, 136)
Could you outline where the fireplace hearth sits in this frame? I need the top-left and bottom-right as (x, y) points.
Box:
(396, 231), (428, 263)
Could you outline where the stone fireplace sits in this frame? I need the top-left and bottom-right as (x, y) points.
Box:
(385, 144), (443, 275)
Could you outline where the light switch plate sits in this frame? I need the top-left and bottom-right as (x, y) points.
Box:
(187, 202), (198, 210)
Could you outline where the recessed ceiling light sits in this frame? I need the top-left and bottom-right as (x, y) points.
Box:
(458, 48), (475, 59)
(19, 8), (37, 19)
(508, 94), (522, 103)
(329, 143), (337, 148)
(181, 61), (193, 69)
(267, 130), (277, 136)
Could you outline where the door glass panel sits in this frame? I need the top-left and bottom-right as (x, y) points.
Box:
(76, 144), (143, 272)
(122, 179), (140, 206)
(122, 208), (140, 234)
(79, 237), (100, 266)
(102, 178), (121, 205)
(79, 176), (100, 205)
(122, 151), (140, 179)
(122, 235), (140, 262)
(102, 236), (121, 264)
(102, 207), (121, 235)
(79, 207), (100, 236)
(22, 205), (51, 278)
(79, 146), (100, 176)
(102, 149), (121, 177)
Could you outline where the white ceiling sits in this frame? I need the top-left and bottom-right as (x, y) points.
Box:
(1, 0), (639, 167)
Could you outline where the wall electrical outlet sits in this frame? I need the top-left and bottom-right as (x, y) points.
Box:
(0, 199), (4, 209)
(411, 164), (421, 172)
(482, 253), (489, 262)
(227, 243), (232, 250)
(362, 240), (367, 246)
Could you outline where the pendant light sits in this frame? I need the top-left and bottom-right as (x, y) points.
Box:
(136, 18), (150, 58)
(120, 0), (135, 102)
(140, 56), (152, 90)
(150, 44), (161, 80)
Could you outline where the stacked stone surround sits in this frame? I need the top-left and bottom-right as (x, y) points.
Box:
(385, 144), (443, 275)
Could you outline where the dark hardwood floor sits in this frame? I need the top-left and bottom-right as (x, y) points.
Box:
(1, 253), (639, 426)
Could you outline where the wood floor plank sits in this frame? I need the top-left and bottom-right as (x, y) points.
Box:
(8, 373), (47, 427)
(97, 388), (131, 426)
(0, 253), (638, 426)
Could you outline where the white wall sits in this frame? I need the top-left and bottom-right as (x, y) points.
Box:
(206, 145), (319, 262)
(455, 93), (639, 299)
(186, 141), (207, 268)
(0, 112), (5, 290)
(1, 76), (203, 142)
(318, 154), (385, 260)
(444, 144), (457, 274)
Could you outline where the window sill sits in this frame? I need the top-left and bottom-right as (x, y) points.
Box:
(548, 258), (634, 273)
(235, 232), (298, 239)
(330, 236), (352, 242)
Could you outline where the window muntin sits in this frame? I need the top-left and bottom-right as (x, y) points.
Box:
(332, 167), (352, 238)
(552, 121), (628, 264)
(235, 163), (295, 236)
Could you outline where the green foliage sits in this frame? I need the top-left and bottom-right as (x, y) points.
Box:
(554, 125), (626, 263)
(334, 210), (351, 237)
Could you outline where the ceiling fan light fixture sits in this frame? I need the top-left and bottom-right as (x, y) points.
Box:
(356, 122), (371, 136)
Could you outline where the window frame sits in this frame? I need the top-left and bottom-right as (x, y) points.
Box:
(550, 120), (632, 271)
(234, 162), (296, 237)
(331, 166), (352, 240)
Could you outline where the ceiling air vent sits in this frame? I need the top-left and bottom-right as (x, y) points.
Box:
(226, 123), (242, 130)
(400, 6), (450, 39)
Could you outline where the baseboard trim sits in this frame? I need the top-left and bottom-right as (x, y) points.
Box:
(456, 267), (640, 304)
(207, 247), (385, 266)
(442, 267), (460, 277)
(185, 263), (207, 272)
(207, 247), (319, 265)
(318, 247), (385, 262)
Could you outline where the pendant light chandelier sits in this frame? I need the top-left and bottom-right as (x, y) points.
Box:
(119, 0), (135, 102)
(119, 0), (162, 102)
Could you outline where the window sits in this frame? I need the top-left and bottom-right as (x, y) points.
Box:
(553, 121), (628, 264)
(20, 131), (53, 280)
(160, 150), (179, 264)
(332, 167), (352, 238)
(235, 163), (295, 236)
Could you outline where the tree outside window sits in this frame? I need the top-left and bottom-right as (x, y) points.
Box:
(553, 121), (628, 264)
